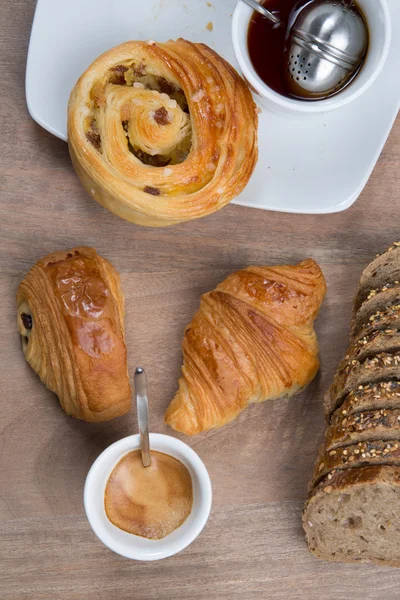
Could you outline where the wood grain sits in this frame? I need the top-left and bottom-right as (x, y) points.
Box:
(0, 1), (399, 598)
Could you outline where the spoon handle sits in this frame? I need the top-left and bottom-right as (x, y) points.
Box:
(134, 367), (151, 467)
(241, 0), (281, 25)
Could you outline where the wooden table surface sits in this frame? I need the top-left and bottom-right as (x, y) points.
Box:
(1, 2), (400, 599)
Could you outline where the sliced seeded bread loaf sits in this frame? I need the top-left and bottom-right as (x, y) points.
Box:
(325, 408), (400, 451)
(336, 381), (400, 420)
(303, 465), (400, 566)
(351, 288), (400, 338)
(304, 244), (400, 567)
(354, 243), (400, 311)
(325, 352), (400, 418)
(310, 440), (400, 490)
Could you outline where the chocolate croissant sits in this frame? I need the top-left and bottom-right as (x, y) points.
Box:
(165, 259), (326, 435)
(17, 247), (131, 421)
(68, 39), (258, 227)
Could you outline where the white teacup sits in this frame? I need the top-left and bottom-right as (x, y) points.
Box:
(84, 433), (212, 561)
(232, 0), (391, 116)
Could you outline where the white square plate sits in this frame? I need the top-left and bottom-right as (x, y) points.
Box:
(26, 0), (400, 214)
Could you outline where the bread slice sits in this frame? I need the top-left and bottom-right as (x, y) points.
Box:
(336, 381), (400, 419)
(325, 408), (400, 450)
(325, 351), (400, 418)
(354, 243), (400, 311)
(351, 288), (400, 338)
(303, 465), (400, 566)
(352, 304), (400, 342)
(310, 440), (400, 490)
(345, 328), (400, 365)
(324, 332), (400, 417)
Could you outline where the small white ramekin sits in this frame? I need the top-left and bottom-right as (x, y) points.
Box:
(232, 0), (391, 116)
(84, 433), (212, 561)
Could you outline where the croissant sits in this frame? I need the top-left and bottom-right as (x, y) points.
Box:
(17, 247), (131, 422)
(68, 39), (258, 227)
(165, 259), (326, 435)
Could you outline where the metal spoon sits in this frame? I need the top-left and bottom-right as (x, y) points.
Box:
(134, 367), (151, 467)
(241, 0), (281, 25)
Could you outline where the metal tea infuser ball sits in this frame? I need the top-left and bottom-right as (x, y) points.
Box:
(243, 0), (368, 98)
